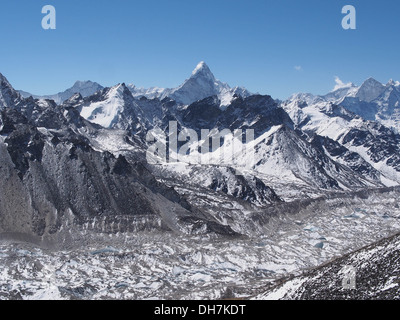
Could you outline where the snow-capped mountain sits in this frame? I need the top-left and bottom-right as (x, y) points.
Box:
(321, 79), (358, 102)
(127, 61), (252, 106)
(283, 99), (400, 187)
(76, 83), (142, 129)
(70, 78), (387, 198)
(286, 77), (400, 131)
(168, 61), (251, 106)
(18, 80), (104, 105)
(341, 78), (400, 129)
(354, 77), (386, 102)
(282, 77), (400, 187)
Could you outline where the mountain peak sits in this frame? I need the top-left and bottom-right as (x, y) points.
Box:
(386, 79), (400, 87)
(73, 80), (97, 87)
(70, 80), (103, 92)
(0, 72), (22, 109)
(362, 77), (383, 87)
(0, 72), (12, 87)
(356, 77), (385, 102)
(17, 79), (104, 104)
(126, 61), (251, 106)
(191, 61), (215, 80)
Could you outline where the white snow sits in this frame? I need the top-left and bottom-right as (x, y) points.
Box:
(80, 84), (125, 128)
(257, 278), (307, 300)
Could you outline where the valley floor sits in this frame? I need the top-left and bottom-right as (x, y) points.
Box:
(1, 190), (400, 300)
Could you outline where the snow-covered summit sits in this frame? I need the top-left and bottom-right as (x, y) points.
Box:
(128, 61), (252, 107)
(191, 61), (214, 78)
(78, 83), (138, 128)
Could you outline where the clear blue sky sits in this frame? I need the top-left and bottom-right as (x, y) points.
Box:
(0, 0), (399, 99)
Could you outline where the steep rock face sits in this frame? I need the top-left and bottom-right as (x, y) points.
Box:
(338, 97), (378, 121)
(180, 94), (292, 134)
(1, 111), (150, 235)
(223, 95), (293, 135)
(0, 73), (23, 109)
(355, 77), (386, 103)
(207, 169), (283, 205)
(338, 122), (400, 184)
(310, 135), (382, 183)
(181, 95), (223, 129)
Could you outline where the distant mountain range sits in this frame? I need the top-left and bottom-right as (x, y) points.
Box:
(284, 76), (400, 131)
(19, 80), (104, 105)
(18, 61), (252, 107)
(17, 62), (400, 133)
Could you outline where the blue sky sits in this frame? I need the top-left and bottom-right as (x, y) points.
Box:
(0, 0), (399, 99)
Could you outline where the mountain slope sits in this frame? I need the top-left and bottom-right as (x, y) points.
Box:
(256, 231), (400, 300)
